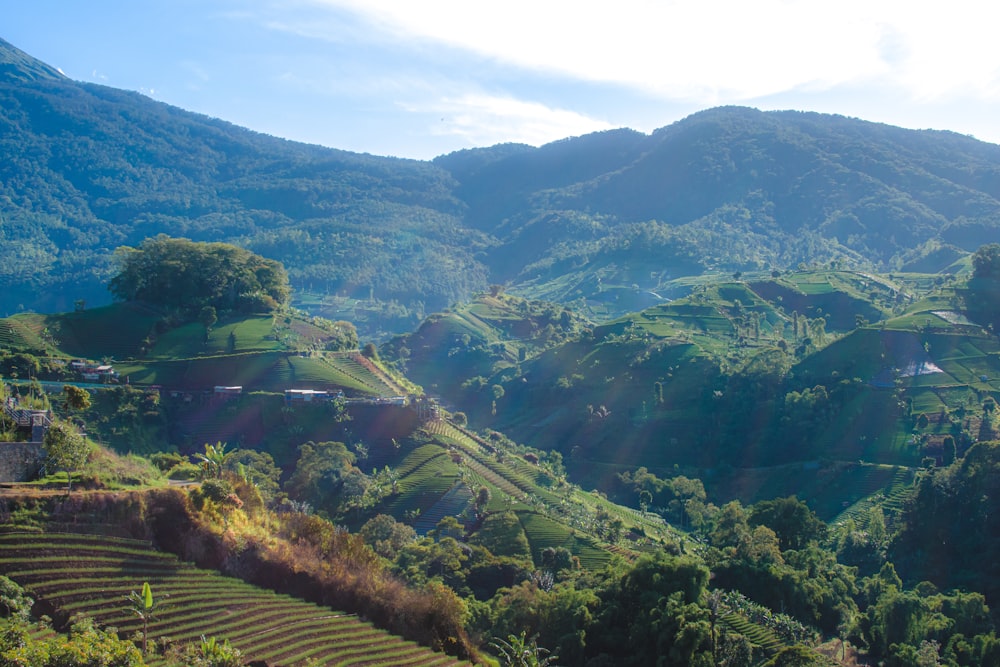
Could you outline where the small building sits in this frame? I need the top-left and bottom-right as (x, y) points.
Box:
(77, 362), (117, 382)
(214, 386), (243, 400)
(374, 396), (407, 406)
(413, 396), (440, 421)
(284, 389), (343, 405)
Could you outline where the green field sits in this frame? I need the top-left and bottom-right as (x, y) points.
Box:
(111, 350), (390, 394)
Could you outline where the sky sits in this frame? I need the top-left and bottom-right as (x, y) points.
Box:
(4, 0), (1000, 160)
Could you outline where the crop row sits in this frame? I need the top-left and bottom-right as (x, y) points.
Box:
(393, 445), (448, 479)
(0, 532), (468, 666)
(720, 611), (785, 652)
(428, 423), (535, 498)
(322, 354), (391, 395)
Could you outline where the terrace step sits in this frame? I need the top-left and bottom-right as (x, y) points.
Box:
(0, 531), (470, 666)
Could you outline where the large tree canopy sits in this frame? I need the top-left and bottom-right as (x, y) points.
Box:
(965, 243), (1000, 330)
(109, 235), (290, 313)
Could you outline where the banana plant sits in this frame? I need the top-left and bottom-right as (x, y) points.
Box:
(196, 441), (230, 480)
(125, 581), (164, 655)
(199, 635), (244, 667)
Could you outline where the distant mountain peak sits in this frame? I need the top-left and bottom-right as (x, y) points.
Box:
(0, 37), (66, 83)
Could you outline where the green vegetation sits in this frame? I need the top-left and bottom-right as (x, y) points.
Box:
(42, 420), (91, 492)
(0, 531), (470, 666)
(109, 236), (290, 315)
(7, 39), (1000, 661)
(5, 43), (1000, 340)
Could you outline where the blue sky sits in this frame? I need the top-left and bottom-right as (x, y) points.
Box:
(5, 0), (1000, 160)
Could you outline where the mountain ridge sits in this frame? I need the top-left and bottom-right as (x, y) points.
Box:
(3, 37), (1000, 332)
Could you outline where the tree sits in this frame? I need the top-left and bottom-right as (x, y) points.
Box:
(225, 449), (281, 500)
(476, 486), (491, 515)
(432, 515), (466, 541)
(638, 489), (653, 514)
(360, 513), (417, 559)
(109, 235), (290, 314)
(966, 243), (1000, 329)
(63, 384), (91, 411)
(284, 441), (358, 516)
(710, 500), (750, 550)
(43, 420), (91, 492)
(0, 616), (145, 666)
(0, 575), (32, 620)
(941, 435), (956, 466)
(750, 496), (827, 551)
(198, 305), (218, 334)
(972, 243), (1000, 280)
(471, 511), (531, 560)
(590, 553), (713, 665)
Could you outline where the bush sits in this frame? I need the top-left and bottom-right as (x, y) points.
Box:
(0, 575), (32, 619)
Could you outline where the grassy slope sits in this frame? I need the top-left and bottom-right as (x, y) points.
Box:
(3, 307), (390, 395)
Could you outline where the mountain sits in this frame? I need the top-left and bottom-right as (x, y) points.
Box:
(3, 38), (1000, 328)
(437, 109), (1000, 292)
(0, 38), (481, 317)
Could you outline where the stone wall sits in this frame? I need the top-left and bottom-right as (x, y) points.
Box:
(0, 442), (44, 482)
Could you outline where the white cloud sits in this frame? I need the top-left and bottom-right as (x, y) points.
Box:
(309, 0), (1000, 104)
(407, 93), (614, 148)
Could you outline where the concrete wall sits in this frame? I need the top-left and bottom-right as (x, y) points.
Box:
(0, 442), (44, 482)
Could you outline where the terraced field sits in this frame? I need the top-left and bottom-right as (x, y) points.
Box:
(112, 350), (392, 395)
(0, 316), (50, 351)
(0, 532), (468, 667)
(325, 353), (403, 395)
(382, 444), (462, 522)
(418, 420), (673, 569)
(831, 467), (916, 528)
(720, 611), (785, 654)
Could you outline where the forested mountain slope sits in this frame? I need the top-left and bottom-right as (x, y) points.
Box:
(4, 37), (1000, 328)
(0, 38), (481, 316)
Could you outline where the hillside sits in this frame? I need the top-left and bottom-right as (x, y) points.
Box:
(0, 37), (482, 321)
(0, 532), (469, 667)
(389, 268), (1000, 517)
(4, 270), (1000, 665)
(4, 38), (1000, 335)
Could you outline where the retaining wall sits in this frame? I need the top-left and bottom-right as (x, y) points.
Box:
(0, 442), (44, 482)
